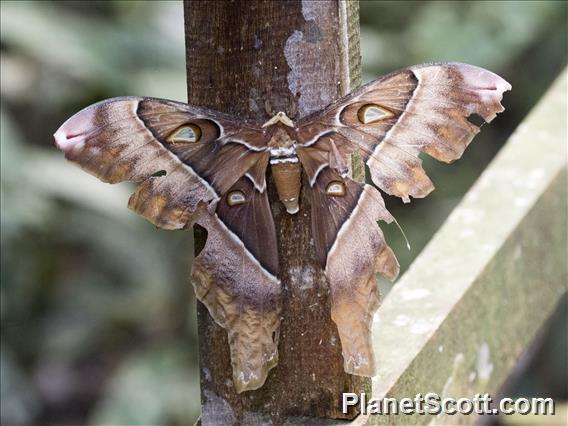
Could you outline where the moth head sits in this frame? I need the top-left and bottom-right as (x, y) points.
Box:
(325, 180), (346, 197)
(262, 111), (294, 128)
(357, 104), (394, 124)
(167, 124), (202, 143)
(226, 190), (247, 206)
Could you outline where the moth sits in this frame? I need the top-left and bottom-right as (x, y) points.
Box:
(54, 62), (510, 393)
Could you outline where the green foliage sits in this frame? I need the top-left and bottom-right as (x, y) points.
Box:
(0, 1), (566, 425)
(1, 2), (198, 425)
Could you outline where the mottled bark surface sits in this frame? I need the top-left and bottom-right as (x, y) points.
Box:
(184, 1), (365, 424)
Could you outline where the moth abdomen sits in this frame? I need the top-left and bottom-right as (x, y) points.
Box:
(264, 117), (302, 215)
(271, 160), (301, 215)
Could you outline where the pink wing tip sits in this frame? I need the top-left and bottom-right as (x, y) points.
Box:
(53, 110), (93, 153)
(496, 78), (513, 93)
(451, 63), (511, 121)
(457, 63), (512, 94)
(54, 126), (86, 153)
(53, 126), (70, 151)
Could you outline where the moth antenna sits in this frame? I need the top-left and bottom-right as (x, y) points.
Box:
(393, 217), (411, 251)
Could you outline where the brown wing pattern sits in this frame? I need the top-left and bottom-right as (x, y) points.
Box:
(136, 99), (268, 194)
(305, 167), (399, 376)
(306, 168), (363, 265)
(192, 212), (281, 393)
(55, 62), (510, 388)
(298, 62), (510, 377)
(299, 62), (511, 202)
(216, 174), (278, 275)
(54, 97), (281, 392)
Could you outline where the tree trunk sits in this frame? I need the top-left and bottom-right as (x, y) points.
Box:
(184, 1), (364, 424)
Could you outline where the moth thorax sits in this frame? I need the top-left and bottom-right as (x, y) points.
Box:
(268, 127), (294, 149)
(271, 161), (301, 215)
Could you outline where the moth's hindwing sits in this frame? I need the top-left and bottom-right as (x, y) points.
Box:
(302, 166), (399, 375)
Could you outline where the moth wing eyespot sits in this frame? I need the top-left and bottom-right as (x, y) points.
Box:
(167, 124), (202, 143)
(357, 104), (394, 124)
(325, 180), (346, 197)
(226, 190), (247, 206)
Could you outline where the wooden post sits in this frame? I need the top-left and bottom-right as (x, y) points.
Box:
(183, 1), (364, 424)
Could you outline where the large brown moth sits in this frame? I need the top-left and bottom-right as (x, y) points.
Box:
(54, 63), (510, 393)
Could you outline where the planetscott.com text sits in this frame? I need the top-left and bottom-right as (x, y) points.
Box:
(342, 392), (555, 416)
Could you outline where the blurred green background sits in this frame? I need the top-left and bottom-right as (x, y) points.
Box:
(1, 1), (566, 425)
